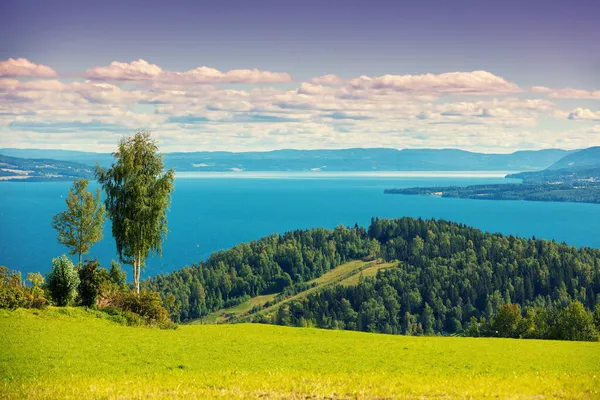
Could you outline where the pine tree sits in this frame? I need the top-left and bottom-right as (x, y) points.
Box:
(52, 178), (106, 267)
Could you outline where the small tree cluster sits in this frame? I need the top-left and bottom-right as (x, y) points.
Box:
(0, 267), (48, 309)
(3, 256), (174, 328)
(467, 302), (599, 342)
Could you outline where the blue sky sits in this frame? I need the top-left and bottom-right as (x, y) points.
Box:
(1, 0), (599, 152)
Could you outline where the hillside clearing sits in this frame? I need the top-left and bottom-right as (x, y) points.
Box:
(1, 307), (599, 399)
(202, 260), (396, 324)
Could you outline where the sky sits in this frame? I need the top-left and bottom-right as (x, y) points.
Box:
(1, 0), (599, 153)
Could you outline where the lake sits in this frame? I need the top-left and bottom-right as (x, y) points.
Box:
(1, 172), (599, 278)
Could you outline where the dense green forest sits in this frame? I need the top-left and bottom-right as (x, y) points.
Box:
(143, 226), (380, 321)
(384, 183), (600, 204)
(144, 218), (600, 339)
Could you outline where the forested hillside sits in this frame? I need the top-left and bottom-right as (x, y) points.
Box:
(506, 146), (600, 184)
(0, 154), (93, 181)
(145, 218), (600, 337)
(547, 146), (600, 171)
(143, 226), (379, 321)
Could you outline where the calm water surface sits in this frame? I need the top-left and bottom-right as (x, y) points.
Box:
(1, 173), (599, 277)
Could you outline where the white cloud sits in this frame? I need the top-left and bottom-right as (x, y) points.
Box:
(532, 86), (600, 99)
(84, 59), (163, 81)
(346, 70), (521, 95)
(568, 108), (600, 121)
(310, 74), (344, 85)
(84, 59), (293, 84)
(0, 58), (57, 78)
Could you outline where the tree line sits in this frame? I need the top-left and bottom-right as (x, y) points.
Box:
(261, 218), (600, 340)
(142, 225), (380, 321)
(145, 216), (600, 341)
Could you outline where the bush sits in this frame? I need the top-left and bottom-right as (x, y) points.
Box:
(107, 290), (173, 327)
(0, 267), (48, 309)
(78, 259), (107, 307)
(99, 305), (145, 326)
(108, 260), (127, 288)
(46, 255), (80, 306)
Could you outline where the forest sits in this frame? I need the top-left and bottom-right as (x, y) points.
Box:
(142, 225), (380, 321)
(143, 217), (600, 340)
(384, 183), (600, 204)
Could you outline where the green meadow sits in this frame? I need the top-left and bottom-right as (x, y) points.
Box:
(1, 307), (599, 399)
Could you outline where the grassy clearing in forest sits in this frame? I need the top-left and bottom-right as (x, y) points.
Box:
(338, 262), (397, 286)
(202, 260), (385, 323)
(1, 307), (599, 399)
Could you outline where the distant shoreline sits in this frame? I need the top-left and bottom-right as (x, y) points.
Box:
(175, 171), (516, 179)
(385, 183), (600, 205)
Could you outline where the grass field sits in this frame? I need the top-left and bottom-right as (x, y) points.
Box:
(203, 260), (397, 323)
(1, 307), (599, 399)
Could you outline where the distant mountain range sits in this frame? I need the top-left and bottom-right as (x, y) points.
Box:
(384, 147), (600, 205)
(0, 148), (573, 176)
(547, 147), (600, 171)
(507, 147), (600, 183)
(0, 154), (93, 181)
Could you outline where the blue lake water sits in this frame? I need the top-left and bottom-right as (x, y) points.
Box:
(1, 173), (599, 278)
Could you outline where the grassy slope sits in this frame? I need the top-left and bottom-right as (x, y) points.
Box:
(1, 308), (599, 399)
(338, 262), (397, 286)
(202, 260), (396, 323)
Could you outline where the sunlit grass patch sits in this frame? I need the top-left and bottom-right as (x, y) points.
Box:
(1, 307), (599, 399)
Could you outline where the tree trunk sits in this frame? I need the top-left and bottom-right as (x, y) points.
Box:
(133, 258), (140, 294)
(136, 251), (142, 294)
(136, 262), (140, 294)
(78, 252), (82, 268)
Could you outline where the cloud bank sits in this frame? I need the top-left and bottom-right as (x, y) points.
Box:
(1, 58), (599, 152)
(84, 59), (293, 84)
(0, 58), (57, 78)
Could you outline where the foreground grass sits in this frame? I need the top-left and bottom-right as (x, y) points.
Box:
(1, 308), (599, 399)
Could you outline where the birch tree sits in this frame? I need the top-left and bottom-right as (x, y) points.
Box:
(96, 131), (175, 293)
(52, 178), (106, 266)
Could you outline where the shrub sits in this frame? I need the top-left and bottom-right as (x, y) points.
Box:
(46, 255), (80, 306)
(78, 259), (107, 307)
(107, 290), (172, 327)
(99, 305), (145, 326)
(108, 260), (127, 288)
(0, 267), (48, 309)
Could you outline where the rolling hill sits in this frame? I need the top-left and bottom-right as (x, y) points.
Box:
(1, 307), (598, 399)
(0, 147), (572, 172)
(547, 146), (600, 170)
(507, 146), (600, 183)
(0, 154), (94, 181)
